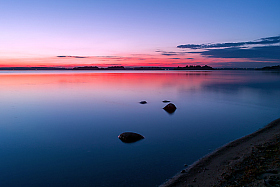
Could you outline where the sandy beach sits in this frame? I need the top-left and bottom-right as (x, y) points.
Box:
(160, 118), (280, 187)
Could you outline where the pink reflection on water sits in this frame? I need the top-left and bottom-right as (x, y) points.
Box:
(0, 71), (219, 104)
(1, 70), (264, 99)
(0, 71), (214, 89)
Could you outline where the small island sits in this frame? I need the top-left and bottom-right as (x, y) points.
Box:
(174, 65), (214, 70)
(3, 64), (280, 71)
(258, 65), (280, 71)
(73, 66), (125, 70)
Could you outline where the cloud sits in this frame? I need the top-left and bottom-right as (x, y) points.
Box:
(169, 58), (181, 59)
(57, 56), (88, 58)
(74, 56), (87, 58)
(176, 35), (280, 62)
(207, 61), (280, 68)
(161, 52), (178, 56)
(246, 36), (280, 45)
(147, 63), (161, 65)
(200, 46), (280, 61)
(156, 50), (190, 56)
(106, 64), (123, 66)
(171, 62), (191, 65)
(177, 35), (280, 49)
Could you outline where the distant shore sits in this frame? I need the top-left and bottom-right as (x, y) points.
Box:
(1, 65), (279, 71)
(0, 65), (262, 71)
(160, 118), (280, 187)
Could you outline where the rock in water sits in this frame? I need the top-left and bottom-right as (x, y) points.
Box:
(162, 100), (170, 103)
(163, 103), (177, 114)
(139, 101), (147, 104)
(118, 132), (144, 143)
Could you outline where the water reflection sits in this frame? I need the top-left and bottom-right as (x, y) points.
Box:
(0, 70), (280, 187)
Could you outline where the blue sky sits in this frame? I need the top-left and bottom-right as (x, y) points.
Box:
(0, 0), (279, 67)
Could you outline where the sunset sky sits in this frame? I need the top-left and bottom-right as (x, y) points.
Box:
(1, 0), (280, 68)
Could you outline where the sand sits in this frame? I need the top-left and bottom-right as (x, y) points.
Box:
(160, 118), (280, 187)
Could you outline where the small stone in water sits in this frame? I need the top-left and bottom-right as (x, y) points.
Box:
(163, 103), (177, 114)
(118, 132), (144, 143)
(162, 100), (170, 103)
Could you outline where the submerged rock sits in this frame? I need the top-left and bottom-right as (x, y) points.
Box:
(118, 132), (145, 143)
(162, 100), (171, 103)
(139, 101), (147, 104)
(163, 103), (177, 114)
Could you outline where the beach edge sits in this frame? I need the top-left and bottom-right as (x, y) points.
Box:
(160, 118), (280, 187)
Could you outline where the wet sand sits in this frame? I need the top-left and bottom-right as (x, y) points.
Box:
(160, 118), (280, 187)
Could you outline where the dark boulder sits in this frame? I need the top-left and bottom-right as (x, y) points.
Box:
(162, 100), (170, 103)
(139, 101), (147, 104)
(163, 103), (177, 114)
(118, 132), (144, 143)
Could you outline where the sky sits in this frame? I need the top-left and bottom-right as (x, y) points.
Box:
(0, 0), (280, 68)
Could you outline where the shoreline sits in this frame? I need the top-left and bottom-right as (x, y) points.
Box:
(160, 118), (280, 187)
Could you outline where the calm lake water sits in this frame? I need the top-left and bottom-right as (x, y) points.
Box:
(0, 70), (280, 187)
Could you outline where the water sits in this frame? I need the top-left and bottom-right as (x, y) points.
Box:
(0, 70), (279, 187)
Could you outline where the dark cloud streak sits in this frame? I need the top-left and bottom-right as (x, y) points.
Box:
(177, 35), (280, 49)
(161, 52), (178, 56)
(156, 50), (190, 56)
(200, 46), (280, 60)
(57, 56), (88, 58)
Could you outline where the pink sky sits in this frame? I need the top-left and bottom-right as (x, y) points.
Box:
(1, 1), (279, 68)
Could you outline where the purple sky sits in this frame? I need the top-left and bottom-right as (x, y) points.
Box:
(1, 0), (280, 68)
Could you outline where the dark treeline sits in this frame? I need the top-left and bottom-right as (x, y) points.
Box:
(0, 67), (68, 70)
(173, 65), (214, 70)
(73, 66), (125, 70)
(258, 65), (280, 71)
(2, 64), (279, 71)
(73, 65), (214, 70)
